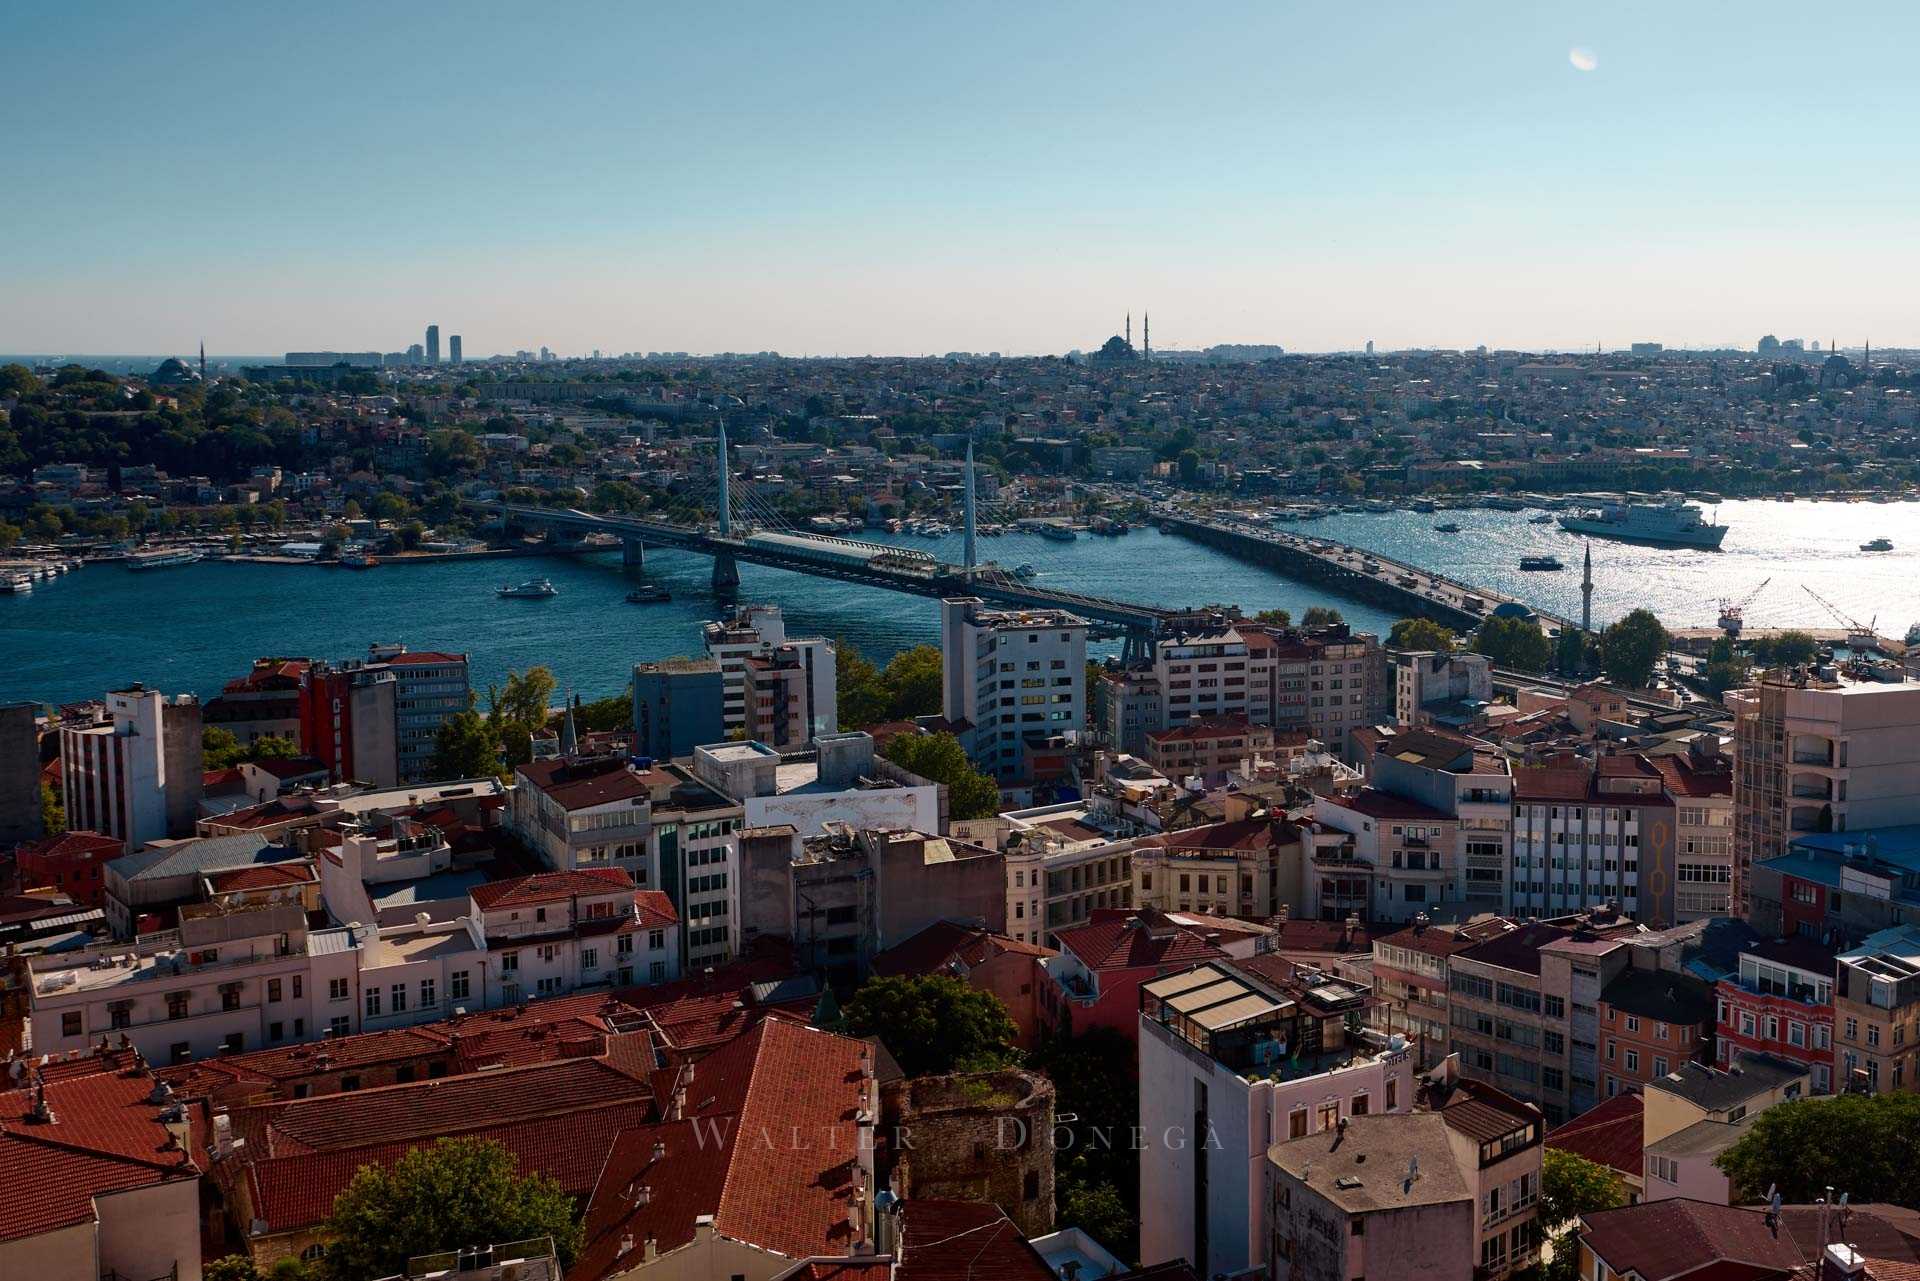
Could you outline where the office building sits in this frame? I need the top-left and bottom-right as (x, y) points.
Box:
(368, 645), (471, 781)
(0, 701), (42, 846)
(297, 661), (399, 788)
(203, 658), (309, 746)
(630, 657), (725, 760)
(1509, 754), (1678, 925)
(1728, 672), (1920, 916)
(60, 685), (203, 852)
(448, 334), (462, 364)
(940, 597), (1086, 780)
(1714, 935), (1836, 1092)
(702, 604), (836, 744)
(426, 324), (440, 364)
(1655, 747), (1737, 920)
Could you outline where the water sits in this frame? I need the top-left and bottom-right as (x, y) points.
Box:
(4, 501), (1917, 706)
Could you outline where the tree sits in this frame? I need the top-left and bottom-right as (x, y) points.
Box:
(486, 667), (556, 765)
(202, 727), (299, 770)
(574, 690), (633, 734)
(1538, 1148), (1624, 1238)
(203, 1257), (258, 1281)
(0, 520), (20, 552)
(1251, 607), (1292, 627)
(841, 974), (1017, 1077)
(1176, 448), (1201, 484)
(321, 1137), (582, 1281)
(1388, 618), (1456, 651)
(1473, 615), (1552, 673)
(1750, 629), (1818, 668)
(1058, 1179), (1133, 1257)
(1555, 625), (1587, 676)
(0, 362), (43, 398)
(1716, 1092), (1920, 1207)
(880, 645), (944, 721)
(882, 731), (1002, 820)
(430, 704), (503, 780)
(1301, 606), (1344, 628)
(1035, 1028), (1141, 1256)
(1600, 608), (1668, 688)
(41, 782), (65, 837)
(836, 641), (893, 730)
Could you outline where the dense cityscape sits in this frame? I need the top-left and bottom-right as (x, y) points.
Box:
(12, 4), (1920, 1281)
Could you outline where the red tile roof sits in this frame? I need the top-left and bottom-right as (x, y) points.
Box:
(1148, 817), (1288, 854)
(895, 1200), (1057, 1281)
(632, 889), (679, 929)
(573, 1020), (870, 1280)
(1654, 753), (1734, 799)
(0, 1050), (198, 1243)
(1579, 1200), (1809, 1281)
(382, 651), (467, 666)
(869, 921), (1055, 980)
(206, 861), (316, 892)
(1547, 1088), (1643, 1180)
(1054, 912), (1228, 973)
(515, 756), (665, 811)
(247, 1099), (657, 1233)
(14, 830), (123, 862)
(1321, 787), (1454, 822)
(470, 867), (636, 910)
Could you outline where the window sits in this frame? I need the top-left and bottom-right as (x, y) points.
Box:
(61, 1012), (82, 1037)
(1625, 1050), (1639, 1073)
(390, 984), (408, 1014)
(450, 971), (470, 1002)
(167, 991), (190, 1020)
(329, 977), (350, 1001)
(1625, 1015), (1640, 1033)
(329, 1016), (351, 1037)
(1650, 1155), (1679, 1183)
(365, 989), (382, 1018)
(268, 978), (283, 1003)
(1289, 1108), (1308, 1139)
(1385, 1078), (1398, 1111)
(649, 929), (666, 950)
(1351, 1092), (1370, 1116)
(501, 952), (520, 973)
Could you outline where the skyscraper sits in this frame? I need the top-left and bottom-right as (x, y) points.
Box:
(448, 334), (462, 364)
(426, 324), (440, 364)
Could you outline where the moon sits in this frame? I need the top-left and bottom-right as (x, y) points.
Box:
(1569, 47), (1599, 72)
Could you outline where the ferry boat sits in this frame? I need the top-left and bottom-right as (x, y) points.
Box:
(340, 551), (378, 568)
(1860, 537), (1894, 552)
(1434, 522), (1462, 533)
(1411, 499), (1436, 513)
(1039, 524), (1077, 542)
(497, 578), (558, 599)
(1558, 495), (1728, 549)
(1519, 555), (1565, 571)
(1012, 563), (1038, 580)
(1484, 495), (1528, 511)
(126, 548), (203, 571)
(625, 584), (672, 603)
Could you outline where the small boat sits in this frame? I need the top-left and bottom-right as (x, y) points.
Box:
(625, 584), (672, 603)
(1519, 555), (1565, 571)
(340, 552), (378, 568)
(1411, 499), (1436, 513)
(0, 574), (32, 594)
(497, 578), (558, 599)
(1039, 525), (1077, 542)
(1860, 537), (1894, 552)
(1012, 563), (1038, 580)
(1434, 522), (1462, 533)
(1529, 513), (1556, 524)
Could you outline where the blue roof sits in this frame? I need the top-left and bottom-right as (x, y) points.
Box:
(1791, 824), (1920, 862)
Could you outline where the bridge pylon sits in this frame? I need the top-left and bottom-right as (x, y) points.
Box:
(622, 538), (645, 570)
(712, 552), (740, 590)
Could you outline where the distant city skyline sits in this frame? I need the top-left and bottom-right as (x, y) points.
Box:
(11, 2), (1920, 355)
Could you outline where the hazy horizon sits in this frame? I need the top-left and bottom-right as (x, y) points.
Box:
(12, 1), (1920, 357)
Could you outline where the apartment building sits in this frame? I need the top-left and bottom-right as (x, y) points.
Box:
(1243, 622), (1391, 759)
(1509, 755), (1677, 926)
(1137, 955), (1416, 1280)
(508, 754), (742, 968)
(1641, 1053), (1809, 1204)
(1145, 715), (1280, 786)
(298, 660), (399, 787)
(1729, 672), (1920, 916)
(1833, 924), (1920, 1094)
(701, 603), (836, 744)
(1131, 804), (1302, 920)
(202, 658), (309, 747)
(940, 597), (1087, 780)
(1393, 648), (1494, 728)
(61, 685), (204, 851)
(459, 869), (681, 1006)
(688, 732), (940, 837)
(1308, 789), (1460, 924)
(1714, 935), (1836, 1092)
(1750, 824), (1920, 945)
(1370, 915), (1513, 1068)
(1596, 968), (1715, 1098)
(1366, 727), (1514, 910)
(996, 798), (1141, 946)
(27, 901), (363, 1062)
(1655, 748), (1736, 920)
(630, 657), (725, 760)
(1154, 621), (1262, 726)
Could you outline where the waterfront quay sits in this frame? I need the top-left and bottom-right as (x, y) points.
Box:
(1157, 510), (1577, 634)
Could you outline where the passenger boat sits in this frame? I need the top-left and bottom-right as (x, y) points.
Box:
(1519, 555), (1565, 572)
(1860, 537), (1894, 552)
(126, 548), (203, 571)
(1434, 522), (1462, 533)
(497, 578), (558, 599)
(625, 584), (672, 603)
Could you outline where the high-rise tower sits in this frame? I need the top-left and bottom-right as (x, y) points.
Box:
(449, 335), (463, 365)
(426, 325), (440, 364)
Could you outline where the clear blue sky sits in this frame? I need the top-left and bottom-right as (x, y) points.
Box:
(9, 1), (1918, 357)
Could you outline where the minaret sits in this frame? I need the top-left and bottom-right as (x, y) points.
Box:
(560, 694), (579, 758)
(963, 439), (977, 575)
(1143, 313), (1150, 360)
(199, 340), (206, 381)
(1126, 312), (1131, 348)
(1581, 541), (1594, 634)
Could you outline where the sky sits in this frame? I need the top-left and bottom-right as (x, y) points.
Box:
(7, 1), (1920, 358)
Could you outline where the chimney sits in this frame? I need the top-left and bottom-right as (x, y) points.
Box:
(644, 1237), (658, 1263)
(1823, 1245), (1867, 1281)
(617, 1235), (634, 1260)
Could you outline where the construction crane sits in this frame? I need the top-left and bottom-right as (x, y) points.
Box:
(1802, 585), (1881, 653)
(1716, 577), (1771, 637)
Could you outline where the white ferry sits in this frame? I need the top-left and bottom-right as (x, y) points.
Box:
(1558, 494), (1728, 549)
(126, 548), (204, 571)
(497, 578), (558, 599)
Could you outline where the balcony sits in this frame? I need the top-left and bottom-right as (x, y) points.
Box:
(1791, 736), (1835, 768)
(1790, 774), (1833, 801)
